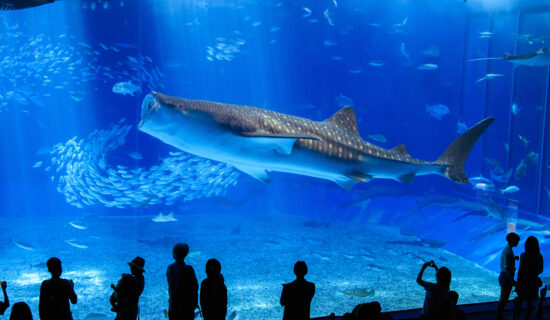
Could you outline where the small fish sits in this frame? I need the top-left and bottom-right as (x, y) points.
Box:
(368, 22), (381, 27)
(331, 56), (343, 61)
(152, 212), (178, 222)
(504, 143), (509, 153)
(69, 222), (87, 230)
(65, 239), (88, 249)
(302, 7), (312, 18)
(114, 42), (137, 49)
(332, 0), (337, 8)
(323, 40), (337, 46)
(426, 104), (449, 120)
(70, 90), (86, 102)
(13, 241), (35, 251)
(112, 81), (141, 96)
(323, 9), (334, 26)
(457, 121), (468, 134)
(400, 42), (411, 65)
(474, 182), (495, 192)
(32, 161), (43, 168)
(128, 151), (143, 160)
(512, 103), (520, 115)
(251, 21), (262, 27)
(501, 185), (520, 195)
(417, 63), (438, 71)
(422, 44), (440, 58)
(476, 73), (504, 83)
(369, 60), (384, 67)
(479, 31), (493, 39)
(518, 135), (529, 148)
(348, 69), (362, 74)
(367, 134), (387, 143)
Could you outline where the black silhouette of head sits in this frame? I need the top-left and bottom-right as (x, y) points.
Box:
(206, 259), (221, 278)
(47, 257), (62, 278)
(10, 301), (33, 320)
(436, 267), (451, 288)
(173, 243), (189, 261)
(294, 261), (308, 279)
(525, 236), (540, 254)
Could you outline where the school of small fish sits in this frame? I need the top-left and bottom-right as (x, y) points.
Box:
(0, 15), (162, 112)
(39, 121), (240, 209)
(206, 37), (246, 62)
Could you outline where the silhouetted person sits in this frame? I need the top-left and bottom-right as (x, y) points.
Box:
(200, 259), (227, 320)
(10, 302), (33, 320)
(495, 232), (520, 320)
(0, 281), (9, 315)
(515, 236), (543, 320)
(110, 257), (145, 320)
(280, 261), (315, 320)
(535, 285), (547, 320)
(449, 291), (465, 320)
(416, 260), (452, 319)
(167, 243), (199, 320)
(38, 257), (77, 320)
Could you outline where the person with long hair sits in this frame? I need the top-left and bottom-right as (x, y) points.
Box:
(515, 236), (544, 320)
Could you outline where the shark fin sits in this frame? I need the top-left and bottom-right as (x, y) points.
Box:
(348, 171), (373, 183)
(232, 164), (271, 183)
(333, 177), (360, 190)
(325, 106), (361, 137)
(397, 173), (415, 184)
(436, 117), (495, 184)
(390, 144), (411, 158)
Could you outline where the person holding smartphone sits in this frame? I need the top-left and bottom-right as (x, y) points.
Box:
(0, 281), (8, 315)
(416, 260), (452, 319)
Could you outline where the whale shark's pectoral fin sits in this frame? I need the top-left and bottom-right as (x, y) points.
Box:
(232, 164), (271, 183)
(333, 177), (360, 190)
(397, 173), (415, 184)
(348, 171), (373, 183)
(241, 131), (321, 155)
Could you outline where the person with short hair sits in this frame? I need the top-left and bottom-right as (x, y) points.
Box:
(0, 281), (9, 315)
(495, 232), (520, 320)
(39, 257), (77, 320)
(167, 243), (199, 320)
(10, 302), (33, 320)
(200, 259), (227, 320)
(515, 236), (544, 320)
(416, 260), (452, 319)
(110, 257), (145, 320)
(280, 261), (315, 320)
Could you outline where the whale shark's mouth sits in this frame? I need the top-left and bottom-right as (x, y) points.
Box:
(139, 93), (159, 127)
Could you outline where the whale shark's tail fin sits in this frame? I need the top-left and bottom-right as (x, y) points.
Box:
(436, 117), (495, 184)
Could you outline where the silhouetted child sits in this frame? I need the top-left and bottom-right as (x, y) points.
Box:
(9, 302), (33, 320)
(416, 260), (452, 319)
(495, 232), (520, 320)
(449, 291), (465, 320)
(280, 261), (315, 320)
(110, 257), (145, 320)
(515, 236), (543, 320)
(535, 285), (547, 320)
(0, 281), (9, 315)
(38, 257), (77, 320)
(200, 259), (227, 320)
(167, 243), (198, 320)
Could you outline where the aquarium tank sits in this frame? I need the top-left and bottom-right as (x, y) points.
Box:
(0, 0), (549, 319)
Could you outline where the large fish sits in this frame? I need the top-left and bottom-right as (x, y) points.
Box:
(469, 47), (550, 67)
(0, 0), (54, 10)
(139, 92), (494, 190)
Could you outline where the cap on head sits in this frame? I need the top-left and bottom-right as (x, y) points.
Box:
(173, 243), (189, 260)
(128, 256), (145, 273)
(47, 257), (62, 275)
(294, 261), (308, 278)
(206, 258), (221, 277)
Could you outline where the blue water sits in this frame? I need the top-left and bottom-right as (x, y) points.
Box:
(0, 0), (549, 319)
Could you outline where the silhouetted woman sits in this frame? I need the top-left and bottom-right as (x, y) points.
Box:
(280, 261), (315, 320)
(515, 236), (544, 320)
(10, 302), (33, 320)
(200, 259), (227, 320)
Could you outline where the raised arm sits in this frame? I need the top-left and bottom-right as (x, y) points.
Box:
(0, 282), (8, 315)
(417, 262), (431, 287)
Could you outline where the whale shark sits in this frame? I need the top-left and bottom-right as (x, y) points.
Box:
(139, 92), (494, 189)
(468, 47), (550, 67)
(0, 0), (54, 10)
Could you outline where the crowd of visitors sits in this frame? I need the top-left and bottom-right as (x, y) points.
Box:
(0, 235), (546, 320)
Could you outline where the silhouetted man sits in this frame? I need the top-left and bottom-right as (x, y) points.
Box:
(200, 259), (227, 320)
(280, 261), (315, 320)
(110, 257), (145, 320)
(495, 232), (519, 320)
(167, 243), (199, 320)
(0, 281), (9, 315)
(39, 257), (77, 320)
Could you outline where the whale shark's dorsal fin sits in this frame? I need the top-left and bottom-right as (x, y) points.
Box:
(390, 144), (411, 158)
(325, 106), (360, 137)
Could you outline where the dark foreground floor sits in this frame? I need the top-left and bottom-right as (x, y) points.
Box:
(312, 298), (550, 320)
